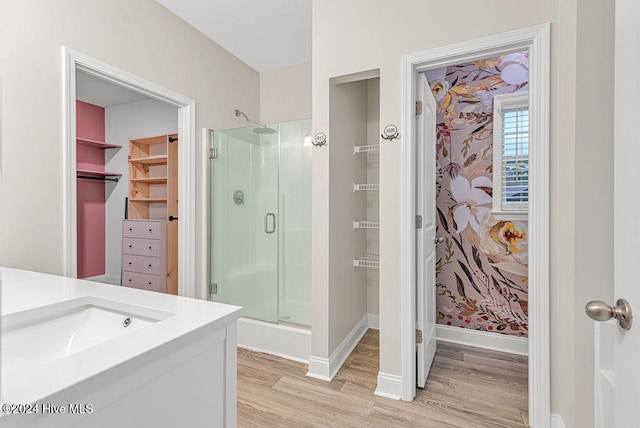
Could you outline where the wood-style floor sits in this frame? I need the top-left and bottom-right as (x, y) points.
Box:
(237, 329), (529, 428)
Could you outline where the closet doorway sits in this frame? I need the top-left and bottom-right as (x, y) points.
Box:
(401, 24), (550, 427)
(63, 48), (197, 297)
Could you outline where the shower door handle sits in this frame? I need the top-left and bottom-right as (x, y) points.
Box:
(264, 213), (276, 234)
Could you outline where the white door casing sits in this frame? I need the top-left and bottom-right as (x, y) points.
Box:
(416, 72), (438, 388)
(62, 47), (197, 298)
(401, 24), (550, 428)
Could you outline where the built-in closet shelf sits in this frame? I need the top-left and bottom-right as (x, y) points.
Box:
(353, 220), (379, 230)
(129, 177), (168, 184)
(353, 144), (380, 154)
(353, 254), (379, 269)
(129, 155), (168, 165)
(76, 169), (123, 178)
(353, 183), (380, 192)
(129, 198), (168, 203)
(77, 137), (122, 149)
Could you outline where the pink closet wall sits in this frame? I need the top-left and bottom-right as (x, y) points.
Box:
(76, 100), (106, 279)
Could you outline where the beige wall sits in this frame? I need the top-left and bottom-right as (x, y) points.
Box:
(312, 0), (614, 425)
(0, 0), (260, 298)
(327, 78), (369, 353)
(260, 61), (312, 124)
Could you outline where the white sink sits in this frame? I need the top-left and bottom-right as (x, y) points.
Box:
(2, 296), (174, 372)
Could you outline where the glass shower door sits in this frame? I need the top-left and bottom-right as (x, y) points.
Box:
(209, 127), (279, 322)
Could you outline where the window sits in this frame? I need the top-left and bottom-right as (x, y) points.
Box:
(492, 92), (528, 220)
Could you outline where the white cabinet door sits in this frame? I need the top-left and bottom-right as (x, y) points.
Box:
(416, 72), (438, 388)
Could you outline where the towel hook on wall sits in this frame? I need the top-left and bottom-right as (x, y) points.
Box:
(381, 124), (400, 141)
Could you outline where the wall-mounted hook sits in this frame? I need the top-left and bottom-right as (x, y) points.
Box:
(313, 132), (327, 147)
(381, 124), (400, 141)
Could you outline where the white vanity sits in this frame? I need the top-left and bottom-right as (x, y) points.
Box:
(0, 268), (242, 428)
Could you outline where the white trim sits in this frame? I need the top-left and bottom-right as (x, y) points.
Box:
(374, 373), (403, 400)
(237, 317), (311, 364)
(436, 325), (528, 356)
(306, 314), (368, 381)
(62, 47), (197, 298)
(551, 413), (566, 428)
(401, 24), (550, 428)
(367, 313), (380, 330)
(306, 356), (332, 381)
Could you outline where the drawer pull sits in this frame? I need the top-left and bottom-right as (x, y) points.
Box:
(148, 264), (152, 268)
(148, 229), (152, 232)
(128, 262), (132, 265)
(148, 246), (152, 250)
(128, 279), (132, 282)
(129, 245), (132, 248)
(129, 228), (132, 231)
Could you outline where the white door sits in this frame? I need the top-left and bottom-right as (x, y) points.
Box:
(416, 72), (438, 388)
(590, 0), (640, 425)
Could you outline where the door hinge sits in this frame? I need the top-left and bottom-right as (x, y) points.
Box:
(416, 329), (423, 344)
(416, 214), (423, 229)
(209, 282), (218, 295)
(209, 147), (218, 160)
(416, 101), (423, 116)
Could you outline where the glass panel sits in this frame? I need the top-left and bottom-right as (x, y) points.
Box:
(276, 119), (312, 326)
(209, 125), (279, 322)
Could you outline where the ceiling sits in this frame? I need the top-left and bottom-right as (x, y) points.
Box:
(155, 0), (312, 73)
(76, 71), (149, 108)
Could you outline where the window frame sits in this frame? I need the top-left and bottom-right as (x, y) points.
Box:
(492, 91), (529, 220)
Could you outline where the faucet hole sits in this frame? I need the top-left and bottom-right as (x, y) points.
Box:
(123, 317), (132, 328)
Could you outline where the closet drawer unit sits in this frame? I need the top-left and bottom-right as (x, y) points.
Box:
(121, 219), (166, 294)
(122, 271), (163, 293)
(122, 254), (161, 275)
(122, 238), (161, 257)
(123, 220), (162, 239)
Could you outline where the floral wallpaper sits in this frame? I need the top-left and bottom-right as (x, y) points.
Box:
(425, 53), (529, 337)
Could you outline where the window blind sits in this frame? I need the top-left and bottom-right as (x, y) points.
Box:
(501, 106), (529, 210)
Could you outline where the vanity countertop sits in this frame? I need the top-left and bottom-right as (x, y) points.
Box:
(0, 267), (242, 408)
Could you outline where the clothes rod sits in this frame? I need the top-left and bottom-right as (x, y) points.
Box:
(77, 175), (120, 183)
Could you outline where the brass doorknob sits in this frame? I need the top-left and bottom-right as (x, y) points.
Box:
(585, 299), (633, 330)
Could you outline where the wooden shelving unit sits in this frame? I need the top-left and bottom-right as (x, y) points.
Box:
(129, 177), (168, 184)
(129, 198), (168, 203)
(128, 136), (170, 219)
(126, 134), (178, 295)
(128, 155), (168, 165)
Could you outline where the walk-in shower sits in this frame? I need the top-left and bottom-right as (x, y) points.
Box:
(209, 119), (312, 329)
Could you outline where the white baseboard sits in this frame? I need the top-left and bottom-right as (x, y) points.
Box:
(306, 356), (332, 381)
(81, 274), (121, 286)
(374, 372), (402, 400)
(237, 318), (310, 363)
(436, 325), (528, 356)
(307, 314), (369, 381)
(551, 413), (566, 428)
(367, 313), (379, 330)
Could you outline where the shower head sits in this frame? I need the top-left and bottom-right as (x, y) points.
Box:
(235, 109), (277, 135)
(252, 126), (278, 135)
